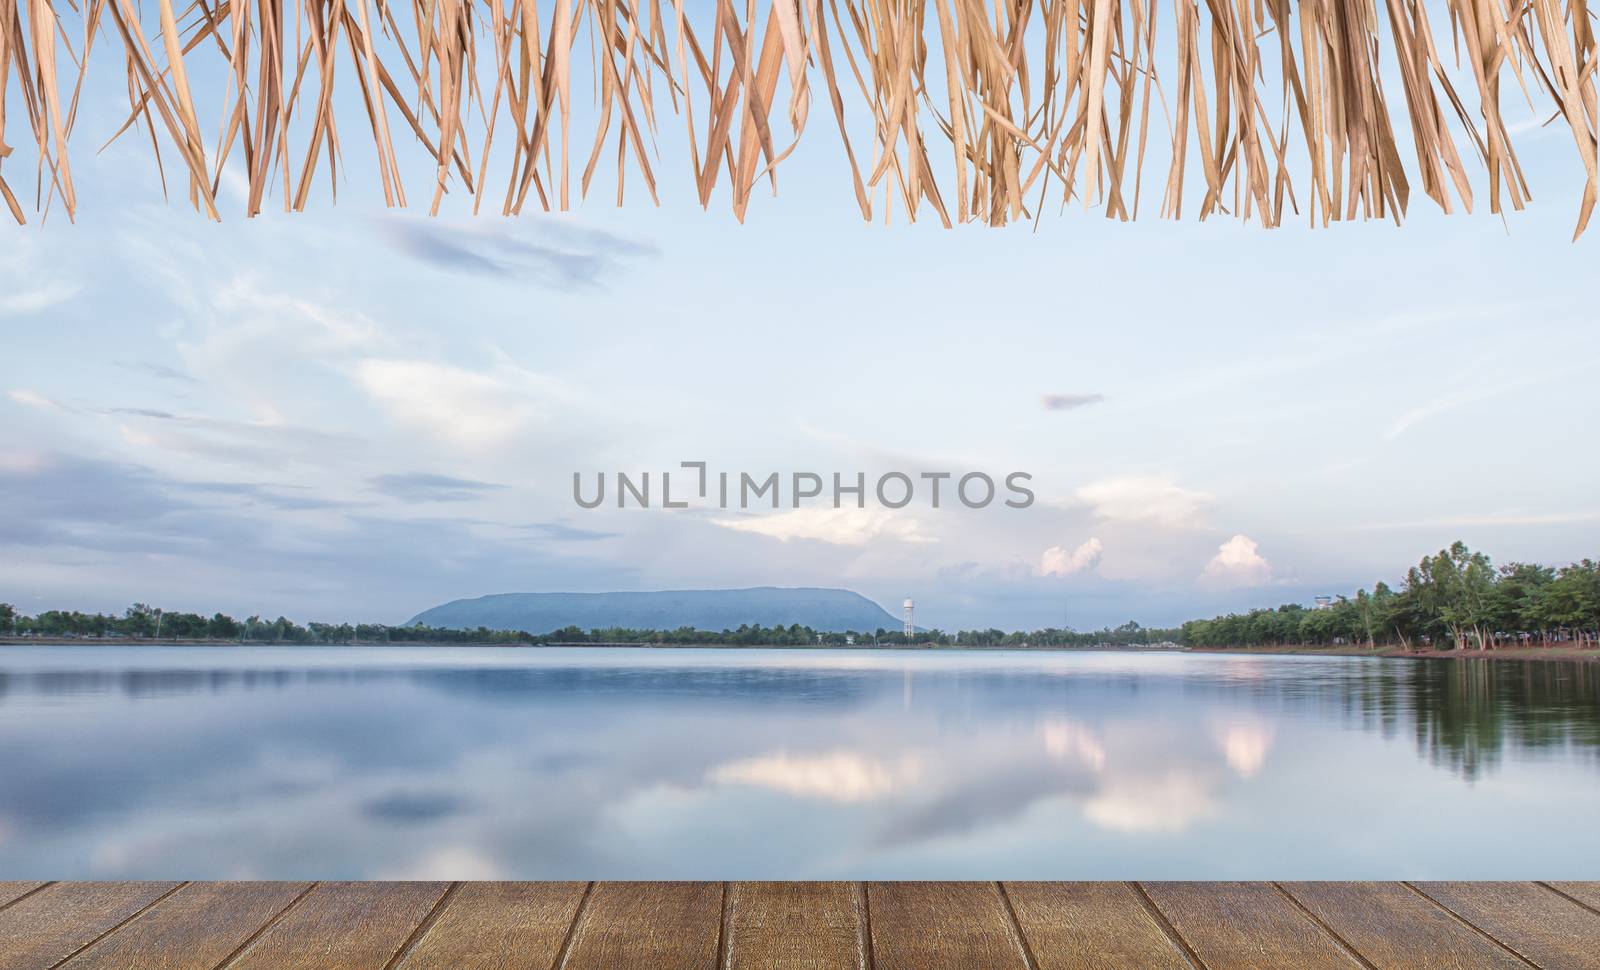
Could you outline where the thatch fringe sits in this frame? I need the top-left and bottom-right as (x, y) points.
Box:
(1, 0), (1595, 233)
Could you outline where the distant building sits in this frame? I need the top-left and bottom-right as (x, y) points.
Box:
(1313, 596), (1333, 610)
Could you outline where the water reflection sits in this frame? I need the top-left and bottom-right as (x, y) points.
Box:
(710, 751), (924, 802)
(1216, 721), (1272, 778)
(0, 647), (1596, 878)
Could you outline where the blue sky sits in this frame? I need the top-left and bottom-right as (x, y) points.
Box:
(3, 23), (1598, 630)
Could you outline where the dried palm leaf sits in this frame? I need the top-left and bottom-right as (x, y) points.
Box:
(0, 0), (1594, 234)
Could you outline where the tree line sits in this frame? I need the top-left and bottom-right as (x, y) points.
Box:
(1181, 542), (1600, 651)
(13, 542), (1590, 652)
(0, 603), (543, 645)
(563, 620), (1180, 648)
(0, 601), (1179, 649)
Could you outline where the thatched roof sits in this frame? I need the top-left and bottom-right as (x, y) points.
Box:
(2, 0), (1595, 233)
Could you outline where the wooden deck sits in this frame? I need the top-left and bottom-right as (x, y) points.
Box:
(1, 881), (1598, 969)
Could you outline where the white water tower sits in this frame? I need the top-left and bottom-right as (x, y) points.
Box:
(903, 598), (915, 639)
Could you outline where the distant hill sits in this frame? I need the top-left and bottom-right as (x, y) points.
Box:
(408, 587), (902, 634)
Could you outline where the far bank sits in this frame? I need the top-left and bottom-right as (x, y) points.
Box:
(1189, 643), (1599, 663)
(4, 635), (1596, 662)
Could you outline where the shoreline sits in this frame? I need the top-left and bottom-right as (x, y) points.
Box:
(0, 637), (1179, 652)
(1187, 644), (1600, 663)
(2, 637), (1596, 661)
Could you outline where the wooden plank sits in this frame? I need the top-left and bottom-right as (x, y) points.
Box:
(1281, 882), (1527, 969)
(62, 882), (312, 970)
(1002, 882), (1191, 970)
(0, 885), (46, 912)
(558, 882), (721, 970)
(394, 882), (588, 970)
(867, 882), (1031, 970)
(1545, 882), (1600, 914)
(723, 882), (867, 970)
(226, 881), (450, 970)
(0, 882), (181, 970)
(0, 880), (1593, 970)
(1411, 881), (1600, 970)
(1140, 882), (1359, 970)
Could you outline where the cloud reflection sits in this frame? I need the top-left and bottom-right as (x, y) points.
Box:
(1082, 770), (1222, 833)
(0, 648), (1596, 877)
(711, 751), (922, 803)
(1216, 722), (1274, 778)
(1040, 718), (1107, 771)
(378, 845), (507, 880)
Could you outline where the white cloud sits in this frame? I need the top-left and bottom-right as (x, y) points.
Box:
(7, 389), (65, 411)
(1385, 383), (1493, 440)
(0, 237), (79, 317)
(353, 358), (565, 449)
(1346, 509), (1600, 531)
(175, 276), (390, 421)
(0, 280), (79, 317)
(1200, 534), (1273, 586)
(711, 507), (933, 546)
(1386, 356), (1599, 440)
(1039, 537), (1103, 577)
(197, 277), (385, 362)
(710, 751), (922, 802)
(1506, 113), (1563, 138)
(1075, 475), (1210, 528)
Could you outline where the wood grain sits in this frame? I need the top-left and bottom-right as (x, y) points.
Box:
(558, 882), (722, 970)
(0, 881), (181, 970)
(225, 881), (449, 970)
(394, 881), (588, 970)
(1140, 882), (1360, 970)
(1545, 882), (1600, 914)
(0, 885), (46, 912)
(1003, 882), (1191, 970)
(1411, 882), (1600, 970)
(722, 882), (866, 970)
(2, 880), (1597, 970)
(61, 882), (312, 970)
(867, 882), (1031, 970)
(1280, 882), (1526, 969)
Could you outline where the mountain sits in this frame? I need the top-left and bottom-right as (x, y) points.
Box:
(407, 587), (902, 634)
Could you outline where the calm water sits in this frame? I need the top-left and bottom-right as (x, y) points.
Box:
(1, 646), (1597, 879)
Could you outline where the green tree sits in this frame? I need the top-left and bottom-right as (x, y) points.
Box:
(206, 613), (242, 639)
(123, 603), (158, 638)
(1487, 563), (1554, 644)
(1535, 561), (1600, 648)
(1438, 543), (1496, 650)
(1402, 543), (1495, 650)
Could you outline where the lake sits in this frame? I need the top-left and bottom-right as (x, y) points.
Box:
(1, 646), (1596, 879)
